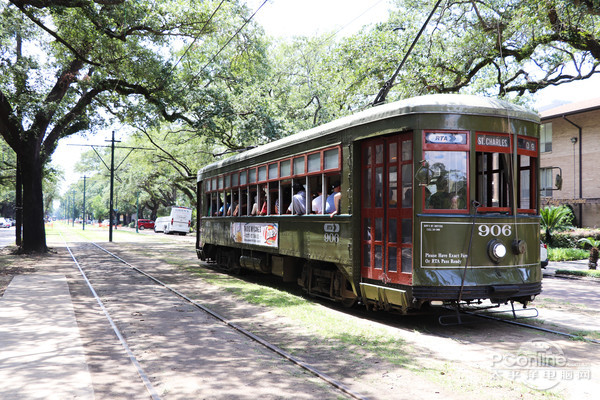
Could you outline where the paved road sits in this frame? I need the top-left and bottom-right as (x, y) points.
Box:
(0, 227), (14, 248)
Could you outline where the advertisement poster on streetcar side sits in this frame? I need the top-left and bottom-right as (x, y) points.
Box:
(230, 222), (279, 248)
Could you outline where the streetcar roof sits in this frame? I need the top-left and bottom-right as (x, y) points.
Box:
(198, 94), (539, 180)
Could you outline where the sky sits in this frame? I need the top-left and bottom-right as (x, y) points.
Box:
(52, 0), (600, 193)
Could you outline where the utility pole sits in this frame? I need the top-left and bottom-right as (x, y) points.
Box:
(136, 191), (140, 233)
(108, 131), (119, 242)
(82, 176), (87, 231)
(72, 190), (75, 227)
(69, 133), (154, 242)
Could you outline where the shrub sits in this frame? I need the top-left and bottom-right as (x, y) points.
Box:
(543, 228), (600, 248)
(548, 248), (588, 261)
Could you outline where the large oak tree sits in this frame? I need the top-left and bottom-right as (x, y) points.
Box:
(0, 0), (265, 252)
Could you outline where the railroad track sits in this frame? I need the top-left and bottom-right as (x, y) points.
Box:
(60, 232), (369, 400)
(437, 305), (600, 345)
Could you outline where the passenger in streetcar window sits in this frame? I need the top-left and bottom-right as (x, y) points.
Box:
(312, 190), (324, 214)
(260, 198), (268, 215)
(287, 183), (306, 215)
(227, 200), (237, 216)
(219, 195), (231, 216)
(326, 182), (341, 217)
(427, 177), (452, 209)
(252, 186), (267, 216)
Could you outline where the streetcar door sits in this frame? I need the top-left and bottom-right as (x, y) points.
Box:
(361, 134), (413, 285)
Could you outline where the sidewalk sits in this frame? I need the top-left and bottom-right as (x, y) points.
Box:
(543, 259), (591, 277)
(0, 274), (94, 400)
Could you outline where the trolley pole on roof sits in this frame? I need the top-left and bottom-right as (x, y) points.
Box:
(372, 0), (443, 106)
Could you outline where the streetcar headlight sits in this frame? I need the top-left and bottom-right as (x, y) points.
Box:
(488, 239), (507, 263)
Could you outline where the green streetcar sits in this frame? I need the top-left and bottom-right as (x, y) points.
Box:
(196, 94), (542, 313)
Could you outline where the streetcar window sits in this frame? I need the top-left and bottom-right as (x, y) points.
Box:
(268, 163), (278, 180)
(388, 247), (397, 272)
(309, 175), (325, 214)
(401, 248), (412, 273)
(249, 186), (258, 215)
(324, 148), (339, 170)
(518, 155), (536, 211)
(293, 156), (305, 175)
(388, 218), (397, 243)
(307, 153), (320, 173)
(401, 140), (411, 161)
(239, 188), (247, 216)
(375, 167), (383, 207)
(268, 181), (278, 215)
(363, 167), (372, 208)
(280, 160), (291, 177)
(402, 219), (411, 244)
(388, 166), (398, 208)
(228, 191), (238, 216)
(375, 144), (383, 164)
(258, 165), (267, 182)
(204, 145), (341, 218)
(401, 164), (412, 208)
(476, 152), (511, 210)
(205, 194), (212, 216)
(279, 181), (291, 215)
(389, 142), (397, 162)
(424, 151), (467, 210)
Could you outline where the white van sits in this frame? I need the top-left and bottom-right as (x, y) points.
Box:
(154, 206), (192, 235)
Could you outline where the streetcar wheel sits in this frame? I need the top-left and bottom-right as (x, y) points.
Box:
(341, 297), (357, 308)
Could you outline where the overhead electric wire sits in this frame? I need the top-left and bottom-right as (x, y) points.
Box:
(172, 0), (228, 70)
(192, 0), (269, 84)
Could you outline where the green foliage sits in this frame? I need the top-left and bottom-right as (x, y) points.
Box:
(548, 247), (588, 261)
(578, 237), (600, 250)
(555, 269), (600, 279)
(540, 206), (574, 242)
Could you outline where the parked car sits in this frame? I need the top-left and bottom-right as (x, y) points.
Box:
(0, 217), (10, 228)
(154, 206), (192, 235)
(137, 219), (155, 230)
(540, 241), (548, 268)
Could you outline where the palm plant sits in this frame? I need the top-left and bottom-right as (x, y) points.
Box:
(540, 206), (573, 244)
(578, 237), (600, 270)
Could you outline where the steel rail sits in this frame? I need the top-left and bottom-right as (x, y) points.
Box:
(462, 309), (600, 345)
(60, 233), (162, 400)
(86, 241), (370, 400)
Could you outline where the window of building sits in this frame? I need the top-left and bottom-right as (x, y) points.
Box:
(540, 167), (553, 197)
(540, 123), (552, 153)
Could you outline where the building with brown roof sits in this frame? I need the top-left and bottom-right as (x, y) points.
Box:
(539, 97), (600, 228)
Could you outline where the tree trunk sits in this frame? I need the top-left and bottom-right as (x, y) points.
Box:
(19, 147), (47, 253)
(15, 156), (22, 246)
